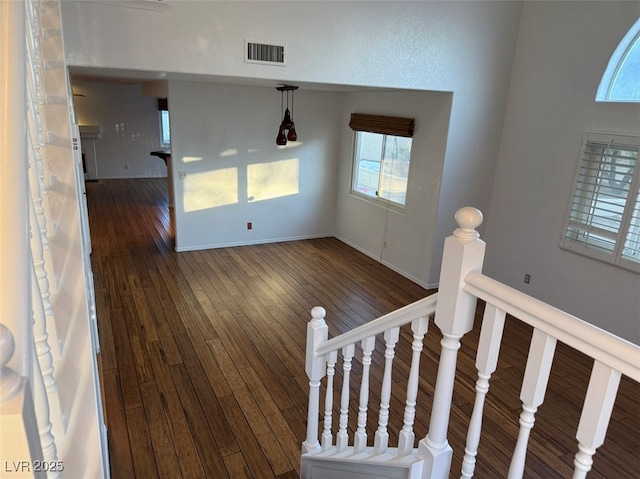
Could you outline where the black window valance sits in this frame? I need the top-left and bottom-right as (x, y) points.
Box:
(349, 113), (414, 138)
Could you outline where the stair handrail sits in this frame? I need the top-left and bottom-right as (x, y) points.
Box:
(302, 294), (439, 459)
(464, 271), (640, 381)
(315, 293), (438, 357)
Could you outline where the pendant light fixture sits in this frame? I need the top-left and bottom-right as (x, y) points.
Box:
(276, 85), (299, 145)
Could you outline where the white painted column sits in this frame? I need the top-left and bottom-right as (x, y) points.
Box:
(302, 306), (328, 454)
(419, 207), (485, 479)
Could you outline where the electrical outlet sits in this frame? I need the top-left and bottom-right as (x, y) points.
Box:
(524, 273), (531, 284)
(247, 222), (252, 230)
(179, 171), (187, 180)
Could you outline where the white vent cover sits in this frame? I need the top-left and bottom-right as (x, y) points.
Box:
(245, 41), (287, 66)
(78, 0), (168, 12)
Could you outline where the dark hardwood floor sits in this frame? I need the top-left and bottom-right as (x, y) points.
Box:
(87, 178), (639, 479)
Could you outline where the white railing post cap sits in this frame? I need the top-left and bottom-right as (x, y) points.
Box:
(0, 323), (22, 401)
(454, 207), (483, 242)
(311, 306), (326, 322)
(0, 323), (15, 369)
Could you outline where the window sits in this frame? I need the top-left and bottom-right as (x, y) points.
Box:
(562, 132), (640, 272)
(160, 110), (171, 146)
(158, 98), (170, 146)
(596, 18), (640, 102)
(349, 113), (414, 209)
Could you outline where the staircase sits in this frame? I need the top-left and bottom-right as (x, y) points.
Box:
(301, 208), (640, 479)
(0, 0), (108, 476)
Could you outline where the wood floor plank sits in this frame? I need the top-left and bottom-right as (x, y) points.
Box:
(87, 178), (639, 479)
(222, 452), (252, 478)
(218, 394), (276, 479)
(125, 405), (160, 478)
(172, 330), (239, 457)
(95, 287), (117, 371)
(139, 381), (183, 479)
(102, 368), (135, 478)
(146, 340), (205, 479)
(169, 363), (229, 478)
(127, 272), (160, 342)
(142, 284), (183, 365)
(232, 382), (295, 476)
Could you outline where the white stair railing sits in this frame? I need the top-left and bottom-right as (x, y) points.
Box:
(301, 296), (439, 475)
(462, 271), (640, 479)
(301, 207), (484, 479)
(302, 206), (640, 479)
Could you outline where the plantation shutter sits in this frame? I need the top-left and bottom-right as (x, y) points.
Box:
(622, 189), (640, 264)
(563, 132), (640, 269)
(349, 113), (415, 138)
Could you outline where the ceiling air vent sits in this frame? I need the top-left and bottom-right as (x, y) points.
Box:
(245, 41), (287, 66)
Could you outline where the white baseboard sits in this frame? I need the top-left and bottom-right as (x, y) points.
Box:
(174, 233), (332, 252)
(333, 235), (438, 290)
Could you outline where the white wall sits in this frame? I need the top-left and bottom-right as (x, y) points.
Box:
(61, 0), (522, 282)
(169, 81), (341, 250)
(335, 91), (452, 287)
(73, 81), (166, 179)
(485, 2), (640, 343)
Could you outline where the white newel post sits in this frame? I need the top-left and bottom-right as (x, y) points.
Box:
(419, 207), (485, 479)
(0, 324), (44, 475)
(302, 307), (328, 454)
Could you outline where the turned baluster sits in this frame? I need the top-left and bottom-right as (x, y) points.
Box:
(321, 350), (338, 451)
(354, 336), (375, 453)
(508, 329), (556, 479)
(572, 361), (621, 479)
(27, 140), (58, 335)
(374, 327), (400, 454)
(29, 188), (58, 383)
(30, 332), (60, 478)
(336, 343), (355, 452)
(398, 316), (429, 456)
(460, 304), (506, 478)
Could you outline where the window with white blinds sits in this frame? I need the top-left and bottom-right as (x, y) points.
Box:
(562, 132), (640, 272)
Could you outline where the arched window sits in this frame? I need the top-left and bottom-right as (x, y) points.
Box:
(596, 18), (640, 102)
